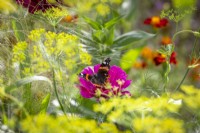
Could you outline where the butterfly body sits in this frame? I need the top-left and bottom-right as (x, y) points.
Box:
(79, 58), (111, 87)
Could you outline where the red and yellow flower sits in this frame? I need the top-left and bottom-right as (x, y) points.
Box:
(144, 16), (168, 28)
(153, 52), (177, 66)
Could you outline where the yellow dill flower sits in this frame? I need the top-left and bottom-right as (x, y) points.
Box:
(12, 41), (28, 62)
(22, 67), (32, 76)
(28, 29), (45, 41)
(0, 0), (16, 13)
(110, 0), (122, 4)
(180, 85), (200, 110)
(133, 117), (185, 133)
(21, 114), (119, 133)
(79, 51), (92, 65)
(64, 59), (76, 70)
(96, 3), (110, 16)
(56, 32), (77, 47)
(41, 7), (68, 25)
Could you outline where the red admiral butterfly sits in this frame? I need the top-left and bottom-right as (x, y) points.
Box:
(79, 58), (111, 87)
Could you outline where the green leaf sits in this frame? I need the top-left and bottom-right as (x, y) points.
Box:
(11, 19), (26, 41)
(120, 49), (141, 70)
(104, 16), (123, 29)
(105, 28), (114, 45)
(112, 31), (155, 47)
(83, 16), (101, 30)
(5, 76), (52, 92)
(40, 93), (51, 113)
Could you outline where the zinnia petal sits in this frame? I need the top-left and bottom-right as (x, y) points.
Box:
(109, 65), (127, 87)
(82, 66), (94, 75)
(80, 86), (94, 98)
(122, 80), (132, 89)
(79, 78), (94, 90)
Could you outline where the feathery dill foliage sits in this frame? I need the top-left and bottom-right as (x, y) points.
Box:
(160, 7), (196, 23)
(12, 29), (92, 78)
(161, 0), (196, 23)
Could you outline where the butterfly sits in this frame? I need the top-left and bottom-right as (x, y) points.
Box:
(79, 58), (111, 87)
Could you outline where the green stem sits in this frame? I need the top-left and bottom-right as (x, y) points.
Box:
(175, 22), (178, 32)
(52, 69), (66, 115)
(174, 29), (199, 91)
(172, 30), (194, 43)
(5, 93), (29, 117)
(174, 68), (190, 92)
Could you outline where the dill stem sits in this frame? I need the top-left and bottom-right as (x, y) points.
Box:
(172, 30), (194, 43)
(52, 69), (66, 115)
(174, 29), (199, 92)
(5, 93), (29, 117)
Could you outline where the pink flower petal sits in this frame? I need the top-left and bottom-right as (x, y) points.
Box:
(80, 86), (94, 98)
(82, 66), (94, 75)
(122, 80), (132, 89)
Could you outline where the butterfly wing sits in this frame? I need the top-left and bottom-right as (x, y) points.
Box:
(79, 58), (111, 87)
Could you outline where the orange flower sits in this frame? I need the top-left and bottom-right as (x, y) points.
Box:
(133, 61), (147, 69)
(161, 36), (172, 45)
(189, 58), (200, 81)
(141, 47), (153, 60)
(62, 14), (78, 23)
(144, 16), (168, 28)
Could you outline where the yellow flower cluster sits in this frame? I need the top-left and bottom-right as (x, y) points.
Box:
(79, 51), (92, 65)
(173, 85), (200, 113)
(94, 96), (183, 132)
(77, 0), (122, 16)
(133, 116), (185, 133)
(28, 29), (45, 42)
(0, 0), (16, 13)
(95, 3), (110, 16)
(21, 114), (120, 133)
(12, 41), (28, 62)
(40, 7), (68, 25)
(13, 29), (92, 77)
(94, 96), (181, 116)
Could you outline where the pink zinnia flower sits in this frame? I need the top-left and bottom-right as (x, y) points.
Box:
(78, 59), (131, 100)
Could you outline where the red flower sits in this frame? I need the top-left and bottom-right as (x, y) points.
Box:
(153, 53), (166, 66)
(170, 52), (177, 65)
(16, 0), (56, 13)
(144, 16), (168, 28)
(153, 52), (177, 66)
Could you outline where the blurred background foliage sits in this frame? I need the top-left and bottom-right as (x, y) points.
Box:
(0, 0), (200, 132)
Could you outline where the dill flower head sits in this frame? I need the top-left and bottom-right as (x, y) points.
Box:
(78, 58), (131, 101)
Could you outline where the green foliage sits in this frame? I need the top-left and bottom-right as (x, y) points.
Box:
(0, 0), (200, 132)
(112, 31), (155, 48)
(120, 49), (141, 70)
(161, 7), (196, 23)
